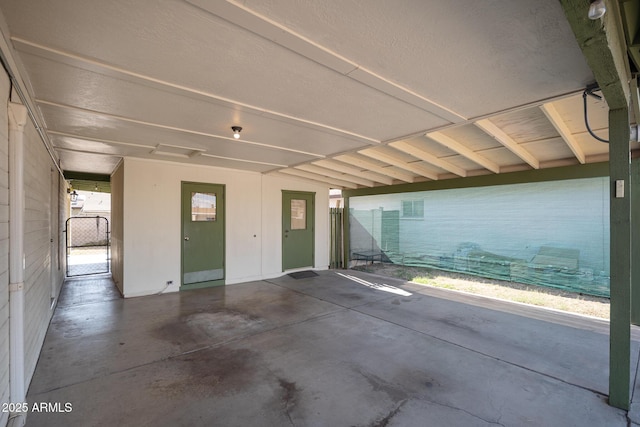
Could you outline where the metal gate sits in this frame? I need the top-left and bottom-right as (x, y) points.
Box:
(65, 216), (110, 277)
(330, 207), (344, 269)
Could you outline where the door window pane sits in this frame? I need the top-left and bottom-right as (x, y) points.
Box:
(192, 192), (216, 221)
(291, 199), (306, 230)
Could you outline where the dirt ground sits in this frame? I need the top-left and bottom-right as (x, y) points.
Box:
(352, 263), (610, 319)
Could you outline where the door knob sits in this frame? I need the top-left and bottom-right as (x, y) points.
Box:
(184, 236), (190, 241)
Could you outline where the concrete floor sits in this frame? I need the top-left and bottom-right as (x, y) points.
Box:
(25, 270), (640, 426)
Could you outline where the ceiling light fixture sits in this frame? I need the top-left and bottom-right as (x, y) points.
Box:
(231, 126), (242, 139)
(588, 0), (606, 20)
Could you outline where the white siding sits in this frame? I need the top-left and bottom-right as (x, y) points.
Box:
(23, 121), (57, 386)
(0, 69), (10, 427)
(122, 158), (330, 297)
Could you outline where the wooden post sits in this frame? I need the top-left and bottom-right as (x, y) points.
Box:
(609, 106), (631, 409)
(632, 155), (640, 326)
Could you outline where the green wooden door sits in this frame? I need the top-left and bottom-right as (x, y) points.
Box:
(181, 182), (225, 289)
(282, 191), (315, 271)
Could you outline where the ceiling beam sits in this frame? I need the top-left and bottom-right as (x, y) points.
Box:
(313, 159), (393, 185)
(539, 103), (586, 164)
(474, 119), (539, 169)
(335, 154), (415, 183)
(295, 164), (375, 187)
(559, 0), (630, 110)
(277, 168), (357, 189)
(358, 148), (438, 180)
(426, 131), (500, 174)
(389, 140), (467, 177)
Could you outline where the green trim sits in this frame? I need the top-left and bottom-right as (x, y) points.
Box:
(343, 196), (350, 268)
(64, 171), (111, 182)
(181, 279), (225, 290)
(66, 171), (112, 193)
(608, 107), (632, 410)
(631, 159), (640, 326)
(69, 180), (111, 193)
(343, 162), (608, 199)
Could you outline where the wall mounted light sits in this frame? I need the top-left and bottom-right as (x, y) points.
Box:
(70, 190), (78, 202)
(588, 0), (606, 20)
(231, 126), (242, 139)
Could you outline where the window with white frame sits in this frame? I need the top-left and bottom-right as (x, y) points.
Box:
(401, 199), (424, 218)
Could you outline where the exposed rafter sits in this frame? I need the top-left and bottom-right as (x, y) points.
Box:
(277, 168), (357, 189)
(389, 140), (467, 177)
(358, 148), (438, 180)
(295, 164), (374, 187)
(539, 103), (586, 164)
(335, 154), (415, 183)
(475, 119), (540, 169)
(313, 159), (393, 185)
(426, 131), (500, 174)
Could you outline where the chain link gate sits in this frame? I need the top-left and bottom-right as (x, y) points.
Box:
(65, 216), (110, 277)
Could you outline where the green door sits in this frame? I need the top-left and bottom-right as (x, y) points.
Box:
(181, 182), (225, 289)
(282, 191), (315, 271)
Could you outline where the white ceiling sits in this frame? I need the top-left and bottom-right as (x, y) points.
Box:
(0, 0), (615, 187)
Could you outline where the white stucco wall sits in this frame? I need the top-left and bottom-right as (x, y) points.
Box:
(110, 161), (124, 295)
(121, 158), (329, 297)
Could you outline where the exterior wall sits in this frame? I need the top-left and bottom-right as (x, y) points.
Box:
(0, 69), (10, 427)
(23, 121), (59, 385)
(111, 161), (124, 294)
(121, 158), (329, 297)
(350, 178), (609, 272)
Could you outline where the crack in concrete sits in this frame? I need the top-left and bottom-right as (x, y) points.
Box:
(368, 399), (407, 427)
(423, 397), (505, 427)
(278, 378), (298, 427)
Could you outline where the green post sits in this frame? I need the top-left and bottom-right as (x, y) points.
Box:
(632, 157), (640, 326)
(609, 107), (631, 409)
(343, 196), (350, 269)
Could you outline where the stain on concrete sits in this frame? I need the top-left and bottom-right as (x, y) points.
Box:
(152, 308), (266, 347)
(357, 369), (408, 402)
(278, 378), (299, 425)
(358, 367), (442, 402)
(440, 315), (479, 334)
(148, 347), (261, 398)
(339, 293), (364, 300)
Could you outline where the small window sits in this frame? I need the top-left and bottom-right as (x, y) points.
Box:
(291, 199), (307, 230)
(191, 192), (216, 221)
(402, 200), (424, 219)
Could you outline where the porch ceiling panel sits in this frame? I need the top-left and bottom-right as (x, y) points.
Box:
(58, 150), (121, 176)
(487, 108), (561, 143)
(519, 137), (577, 163)
(0, 0), (615, 187)
(239, 0), (594, 117)
(4, 1), (451, 141)
(38, 103), (317, 167)
(17, 52), (373, 156)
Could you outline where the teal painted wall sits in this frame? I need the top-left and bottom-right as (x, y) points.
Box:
(350, 177), (610, 295)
